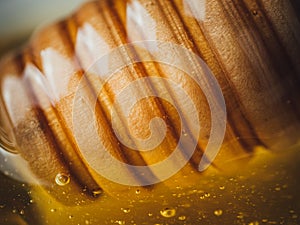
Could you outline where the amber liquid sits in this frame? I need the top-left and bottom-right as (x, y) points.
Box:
(0, 144), (299, 225)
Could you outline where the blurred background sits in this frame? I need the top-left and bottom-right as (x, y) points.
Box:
(0, 0), (86, 54)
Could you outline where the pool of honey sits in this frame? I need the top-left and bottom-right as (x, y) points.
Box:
(0, 145), (299, 225)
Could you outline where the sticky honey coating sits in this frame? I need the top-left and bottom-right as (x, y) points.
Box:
(0, 0), (300, 206)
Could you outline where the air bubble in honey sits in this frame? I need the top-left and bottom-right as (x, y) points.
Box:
(160, 208), (176, 218)
(214, 209), (223, 216)
(55, 173), (70, 186)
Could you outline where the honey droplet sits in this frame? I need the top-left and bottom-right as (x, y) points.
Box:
(55, 173), (70, 186)
(214, 209), (223, 216)
(249, 221), (260, 225)
(183, 131), (188, 137)
(50, 208), (56, 213)
(237, 212), (244, 219)
(178, 215), (186, 221)
(92, 189), (102, 197)
(204, 193), (210, 198)
(121, 208), (131, 213)
(160, 208), (176, 218)
(219, 186), (225, 190)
